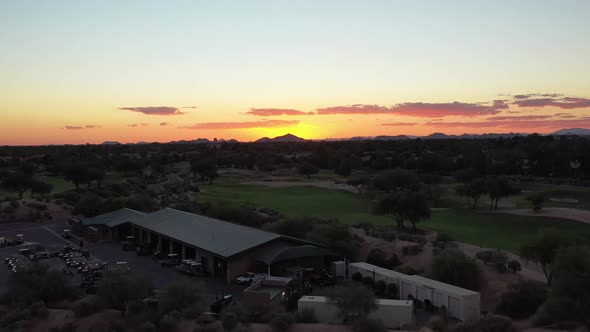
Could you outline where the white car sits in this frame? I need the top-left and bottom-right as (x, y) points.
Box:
(235, 272), (268, 285)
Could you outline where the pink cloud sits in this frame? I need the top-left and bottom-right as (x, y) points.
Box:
(513, 97), (590, 109)
(118, 106), (184, 115)
(425, 117), (590, 129)
(160, 122), (169, 126)
(65, 125), (101, 130)
(128, 123), (149, 127)
(179, 120), (299, 130)
(487, 115), (553, 121)
(380, 122), (418, 126)
(246, 108), (314, 116)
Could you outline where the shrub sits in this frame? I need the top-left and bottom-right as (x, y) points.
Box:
(432, 247), (442, 256)
(532, 296), (578, 327)
(395, 265), (418, 275)
(30, 301), (49, 318)
(507, 260), (521, 273)
(138, 321), (157, 332)
(497, 280), (548, 319)
(362, 276), (374, 286)
(295, 307), (317, 323)
(270, 312), (294, 332)
(351, 272), (363, 283)
(221, 311), (239, 331)
(490, 251), (509, 273)
(222, 303), (250, 324)
(402, 244), (423, 255)
(373, 280), (386, 296)
(385, 283), (398, 299)
(73, 296), (103, 317)
(125, 300), (145, 317)
(88, 321), (109, 332)
(352, 318), (386, 332)
(159, 313), (180, 332)
(428, 315), (448, 332)
(366, 248), (388, 267)
(386, 254), (401, 269)
(451, 314), (516, 332)
(475, 250), (493, 264)
(431, 249), (480, 291)
(436, 233), (453, 243)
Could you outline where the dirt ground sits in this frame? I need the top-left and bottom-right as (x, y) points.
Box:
(0, 199), (72, 224)
(497, 207), (590, 224)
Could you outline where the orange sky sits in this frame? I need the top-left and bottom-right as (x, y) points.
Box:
(1, 1), (589, 145)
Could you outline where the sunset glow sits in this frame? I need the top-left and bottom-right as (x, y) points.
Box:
(1, 1), (589, 145)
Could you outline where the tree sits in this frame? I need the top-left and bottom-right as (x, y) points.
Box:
(1, 172), (33, 199)
(347, 175), (371, 194)
(456, 177), (487, 209)
(30, 180), (53, 198)
(307, 220), (359, 259)
(97, 271), (153, 314)
(375, 190), (430, 232)
(521, 228), (579, 286)
(5, 263), (76, 305)
(64, 164), (90, 189)
(431, 249), (480, 291)
(486, 176), (518, 210)
(324, 283), (377, 321)
(271, 217), (314, 239)
(190, 158), (219, 183)
(335, 158), (352, 177)
(496, 280), (548, 319)
(87, 168), (105, 188)
(374, 169), (419, 193)
(533, 246), (590, 326)
(161, 279), (206, 316)
(526, 192), (545, 212)
(297, 163), (319, 179)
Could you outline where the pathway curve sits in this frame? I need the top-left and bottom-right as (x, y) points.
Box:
(497, 207), (590, 224)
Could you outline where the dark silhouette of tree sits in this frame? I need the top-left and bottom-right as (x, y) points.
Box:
(64, 164), (90, 189)
(526, 192), (545, 212)
(486, 176), (519, 210)
(347, 175), (371, 194)
(335, 158), (352, 177)
(455, 169), (487, 209)
(1, 172), (33, 199)
(375, 190), (430, 232)
(374, 169), (420, 193)
(190, 158), (219, 183)
(31, 180), (53, 198)
(324, 283), (377, 321)
(297, 163), (319, 179)
(431, 249), (480, 291)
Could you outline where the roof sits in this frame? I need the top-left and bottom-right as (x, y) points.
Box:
(408, 275), (479, 297)
(81, 208), (145, 227)
(257, 243), (340, 265)
(350, 262), (410, 280)
(133, 208), (281, 257)
(298, 296), (412, 307)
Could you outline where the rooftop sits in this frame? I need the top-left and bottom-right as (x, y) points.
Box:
(80, 208), (145, 227)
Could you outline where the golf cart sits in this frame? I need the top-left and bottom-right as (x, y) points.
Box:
(112, 261), (131, 272)
(62, 229), (72, 239)
(160, 253), (181, 267)
(136, 243), (154, 256)
(152, 250), (166, 261)
(210, 291), (233, 315)
(14, 234), (24, 245)
(121, 236), (136, 251)
(176, 259), (209, 276)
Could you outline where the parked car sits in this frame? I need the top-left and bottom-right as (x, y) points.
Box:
(136, 244), (154, 256)
(121, 236), (136, 251)
(235, 272), (268, 285)
(152, 250), (166, 261)
(62, 229), (72, 239)
(160, 254), (181, 267)
(14, 234), (24, 245)
(176, 259), (209, 277)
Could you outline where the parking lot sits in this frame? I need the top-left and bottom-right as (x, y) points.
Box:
(0, 222), (245, 301)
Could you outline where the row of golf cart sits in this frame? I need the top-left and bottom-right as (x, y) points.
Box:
(4, 243), (59, 272)
(0, 234), (24, 247)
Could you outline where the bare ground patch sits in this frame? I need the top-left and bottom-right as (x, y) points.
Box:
(498, 207), (590, 224)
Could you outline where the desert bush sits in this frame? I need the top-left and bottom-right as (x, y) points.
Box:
(431, 249), (480, 290)
(395, 265), (419, 275)
(352, 318), (386, 332)
(373, 280), (386, 296)
(497, 280), (548, 319)
(30, 301), (49, 318)
(221, 311), (239, 331)
(507, 260), (522, 273)
(533, 296), (578, 327)
(138, 321), (157, 332)
(451, 314), (515, 332)
(432, 247), (442, 256)
(475, 250), (493, 264)
(73, 296), (103, 317)
(295, 307), (317, 323)
(159, 312), (180, 332)
(270, 311), (294, 332)
(436, 233), (453, 243)
(428, 315), (448, 331)
(351, 272), (363, 283)
(402, 244), (423, 255)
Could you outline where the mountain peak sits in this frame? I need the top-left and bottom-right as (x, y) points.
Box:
(255, 133), (305, 143)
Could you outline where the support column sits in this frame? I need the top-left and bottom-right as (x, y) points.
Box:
(181, 245), (186, 260)
(169, 240), (174, 254)
(157, 236), (162, 251)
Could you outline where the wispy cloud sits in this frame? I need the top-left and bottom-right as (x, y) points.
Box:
(487, 115), (553, 121)
(512, 96), (590, 109)
(118, 106), (184, 115)
(380, 122), (418, 126)
(316, 100), (508, 117)
(246, 108), (314, 116)
(128, 123), (149, 127)
(183, 106), (198, 109)
(65, 125), (101, 130)
(160, 122), (169, 126)
(425, 117), (590, 129)
(179, 120), (299, 130)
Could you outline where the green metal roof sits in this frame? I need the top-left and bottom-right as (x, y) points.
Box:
(133, 208), (281, 258)
(81, 208), (145, 227)
(257, 244), (340, 265)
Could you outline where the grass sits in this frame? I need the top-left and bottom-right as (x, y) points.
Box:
(200, 183), (590, 253)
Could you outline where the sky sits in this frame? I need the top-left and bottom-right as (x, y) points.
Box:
(1, 0), (589, 145)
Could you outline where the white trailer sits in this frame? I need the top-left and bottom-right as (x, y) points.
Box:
(349, 262), (407, 292)
(297, 296), (414, 329)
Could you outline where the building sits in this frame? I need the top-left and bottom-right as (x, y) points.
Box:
(79, 208), (340, 283)
(349, 262), (480, 322)
(298, 296), (414, 329)
(242, 276), (293, 314)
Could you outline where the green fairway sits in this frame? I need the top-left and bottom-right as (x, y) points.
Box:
(200, 184), (590, 253)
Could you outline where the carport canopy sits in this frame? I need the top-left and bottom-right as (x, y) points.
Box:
(257, 243), (340, 265)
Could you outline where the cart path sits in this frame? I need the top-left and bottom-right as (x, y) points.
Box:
(497, 207), (590, 224)
(240, 180), (358, 193)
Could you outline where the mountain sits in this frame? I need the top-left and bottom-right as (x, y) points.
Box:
(102, 141), (121, 145)
(424, 132), (450, 139)
(374, 135), (411, 141)
(551, 128), (590, 136)
(255, 133), (305, 143)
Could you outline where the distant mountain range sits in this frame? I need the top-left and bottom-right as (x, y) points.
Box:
(100, 128), (589, 145)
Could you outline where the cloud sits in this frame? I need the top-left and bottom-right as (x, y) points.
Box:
(183, 106), (198, 109)
(487, 115), (553, 121)
(128, 123), (149, 127)
(246, 108), (315, 116)
(65, 125), (101, 130)
(513, 95), (529, 100)
(513, 97), (590, 109)
(316, 101), (508, 117)
(380, 122), (418, 126)
(179, 120), (299, 130)
(425, 117), (590, 129)
(160, 122), (169, 126)
(118, 106), (184, 115)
